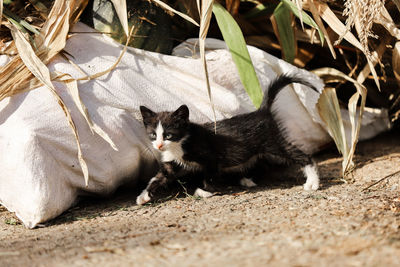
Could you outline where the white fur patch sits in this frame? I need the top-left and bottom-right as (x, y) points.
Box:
(136, 189), (151, 205)
(153, 121), (164, 150)
(159, 136), (202, 171)
(240, 177), (257, 188)
(194, 188), (214, 198)
(160, 141), (184, 162)
(303, 163), (319, 190)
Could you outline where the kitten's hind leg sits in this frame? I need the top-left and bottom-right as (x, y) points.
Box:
(240, 177), (257, 188)
(303, 162), (319, 191)
(276, 147), (320, 191)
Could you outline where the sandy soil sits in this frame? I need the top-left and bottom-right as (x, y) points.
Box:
(1, 130), (400, 267)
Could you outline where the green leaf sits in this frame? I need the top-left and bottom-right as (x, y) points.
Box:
(281, 0), (324, 45)
(3, 7), (40, 35)
(5, 218), (19, 225)
(272, 2), (296, 63)
(212, 2), (263, 108)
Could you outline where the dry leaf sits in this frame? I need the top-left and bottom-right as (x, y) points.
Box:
(375, 6), (400, 40)
(53, 26), (137, 152)
(393, 42), (400, 86)
(352, 14), (381, 90)
(151, 0), (199, 26)
(198, 0), (216, 130)
(10, 25), (52, 96)
(312, 2), (363, 51)
(62, 77), (118, 151)
(366, 57), (381, 90)
(306, 0), (336, 59)
(0, 0), (3, 28)
(61, 26), (135, 82)
(312, 1), (380, 89)
(317, 87), (348, 159)
(357, 33), (391, 85)
(0, 0), (85, 102)
(314, 67), (366, 176)
(36, 0), (69, 54)
(345, 90), (365, 174)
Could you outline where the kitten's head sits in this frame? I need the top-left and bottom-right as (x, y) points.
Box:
(140, 105), (189, 151)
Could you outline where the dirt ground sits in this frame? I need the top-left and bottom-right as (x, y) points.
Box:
(1, 130), (400, 267)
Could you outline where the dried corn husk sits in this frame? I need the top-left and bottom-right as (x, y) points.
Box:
(314, 67), (366, 177)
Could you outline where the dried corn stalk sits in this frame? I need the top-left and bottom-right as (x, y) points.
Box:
(336, 0), (386, 89)
(306, 0), (336, 59)
(198, 0), (217, 129)
(0, 0), (3, 28)
(314, 68), (366, 177)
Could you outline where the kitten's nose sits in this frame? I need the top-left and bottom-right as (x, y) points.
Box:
(156, 143), (163, 149)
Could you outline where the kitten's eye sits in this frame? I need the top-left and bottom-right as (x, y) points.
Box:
(149, 133), (156, 139)
(165, 133), (173, 140)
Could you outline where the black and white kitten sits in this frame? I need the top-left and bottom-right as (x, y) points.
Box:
(137, 74), (320, 205)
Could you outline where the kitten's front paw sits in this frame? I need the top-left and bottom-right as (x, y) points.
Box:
(136, 190), (151, 205)
(240, 177), (257, 188)
(194, 188), (214, 198)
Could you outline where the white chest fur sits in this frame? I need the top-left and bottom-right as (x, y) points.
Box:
(160, 141), (202, 171)
(160, 141), (184, 162)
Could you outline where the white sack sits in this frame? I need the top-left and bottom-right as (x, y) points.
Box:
(0, 23), (390, 228)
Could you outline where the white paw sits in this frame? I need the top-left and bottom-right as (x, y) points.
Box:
(303, 182), (319, 191)
(136, 190), (151, 205)
(303, 164), (319, 191)
(240, 177), (257, 188)
(194, 188), (213, 198)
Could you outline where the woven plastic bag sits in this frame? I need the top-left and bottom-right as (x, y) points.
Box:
(0, 23), (389, 228)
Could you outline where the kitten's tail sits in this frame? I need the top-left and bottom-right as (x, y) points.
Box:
(259, 74), (320, 111)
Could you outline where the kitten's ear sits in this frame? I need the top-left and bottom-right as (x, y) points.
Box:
(140, 106), (155, 121)
(173, 105), (189, 121)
